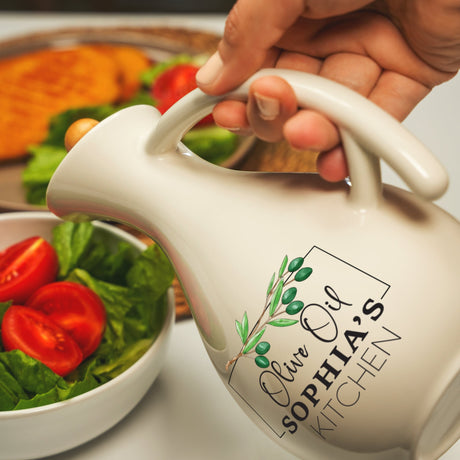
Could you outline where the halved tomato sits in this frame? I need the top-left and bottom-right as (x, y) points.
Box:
(1, 305), (83, 376)
(152, 63), (213, 125)
(0, 236), (58, 304)
(26, 281), (106, 359)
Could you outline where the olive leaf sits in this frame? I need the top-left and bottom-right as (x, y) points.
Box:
(268, 318), (299, 327)
(266, 272), (275, 296)
(235, 311), (249, 343)
(269, 279), (284, 316)
(278, 255), (288, 277)
(243, 328), (266, 354)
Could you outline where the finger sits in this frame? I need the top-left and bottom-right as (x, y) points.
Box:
(246, 76), (298, 142)
(284, 110), (348, 183)
(275, 51), (322, 73)
(212, 100), (252, 135)
(316, 146), (349, 182)
(280, 53), (379, 165)
(196, 0), (305, 94)
(368, 70), (431, 121)
(283, 110), (339, 151)
(312, 53), (380, 179)
(212, 51), (323, 136)
(319, 52), (381, 96)
(302, 0), (374, 19)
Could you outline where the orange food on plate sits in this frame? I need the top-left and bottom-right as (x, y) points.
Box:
(94, 44), (151, 100)
(0, 44), (150, 161)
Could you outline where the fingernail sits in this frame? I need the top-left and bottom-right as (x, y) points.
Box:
(196, 52), (223, 86)
(219, 126), (241, 133)
(254, 92), (280, 121)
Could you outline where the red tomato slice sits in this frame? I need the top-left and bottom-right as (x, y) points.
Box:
(0, 236), (58, 304)
(26, 281), (106, 359)
(152, 64), (213, 125)
(1, 305), (83, 376)
(152, 63), (199, 103)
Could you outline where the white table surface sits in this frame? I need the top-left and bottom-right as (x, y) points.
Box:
(0, 13), (458, 460)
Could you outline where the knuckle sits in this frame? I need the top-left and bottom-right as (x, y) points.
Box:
(223, 1), (249, 49)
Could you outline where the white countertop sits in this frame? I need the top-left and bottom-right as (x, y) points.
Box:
(0, 13), (458, 460)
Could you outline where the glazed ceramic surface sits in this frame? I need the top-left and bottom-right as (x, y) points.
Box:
(0, 212), (175, 460)
(47, 70), (460, 460)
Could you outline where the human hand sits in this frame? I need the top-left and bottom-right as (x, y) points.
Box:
(196, 0), (460, 181)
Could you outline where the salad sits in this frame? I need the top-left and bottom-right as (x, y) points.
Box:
(21, 54), (238, 206)
(0, 221), (174, 411)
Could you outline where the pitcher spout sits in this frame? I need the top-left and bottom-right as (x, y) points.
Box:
(47, 104), (162, 224)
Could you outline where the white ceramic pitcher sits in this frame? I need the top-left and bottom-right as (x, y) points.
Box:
(47, 69), (460, 460)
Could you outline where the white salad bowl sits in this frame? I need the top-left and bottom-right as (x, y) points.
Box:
(0, 211), (175, 460)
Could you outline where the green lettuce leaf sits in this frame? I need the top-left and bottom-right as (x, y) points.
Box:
(92, 338), (153, 380)
(182, 125), (238, 164)
(21, 145), (67, 206)
(21, 105), (118, 206)
(44, 105), (117, 148)
(0, 350), (62, 394)
(0, 359), (29, 410)
(139, 53), (207, 87)
(126, 243), (175, 300)
(52, 221), (95, 278)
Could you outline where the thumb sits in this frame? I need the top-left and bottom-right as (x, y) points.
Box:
(196, 0), (305, 95)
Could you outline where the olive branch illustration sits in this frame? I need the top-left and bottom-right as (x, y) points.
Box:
(226, 255), (312, 370)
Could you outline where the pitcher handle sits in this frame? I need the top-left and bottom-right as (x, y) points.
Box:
(146, 68), (448, 209)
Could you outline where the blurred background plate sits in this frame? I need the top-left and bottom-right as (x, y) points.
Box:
(0, 161), (34, 211)
(0, 26), (256, 211)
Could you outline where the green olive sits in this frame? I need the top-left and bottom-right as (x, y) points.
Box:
(286, 300), (304, 315)
(288, 257), (303, 272)
(295, 267), (313, 282)
(256, 341), (271, 355)
(255, 355), (270, 368)
(282, 287), (297, 304)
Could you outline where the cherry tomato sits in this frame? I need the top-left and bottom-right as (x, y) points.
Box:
(0, 236), (58, 304)
(1, 305), (83, 376)
(152, 64), (213, 125)
(26, 281), (106, 359)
